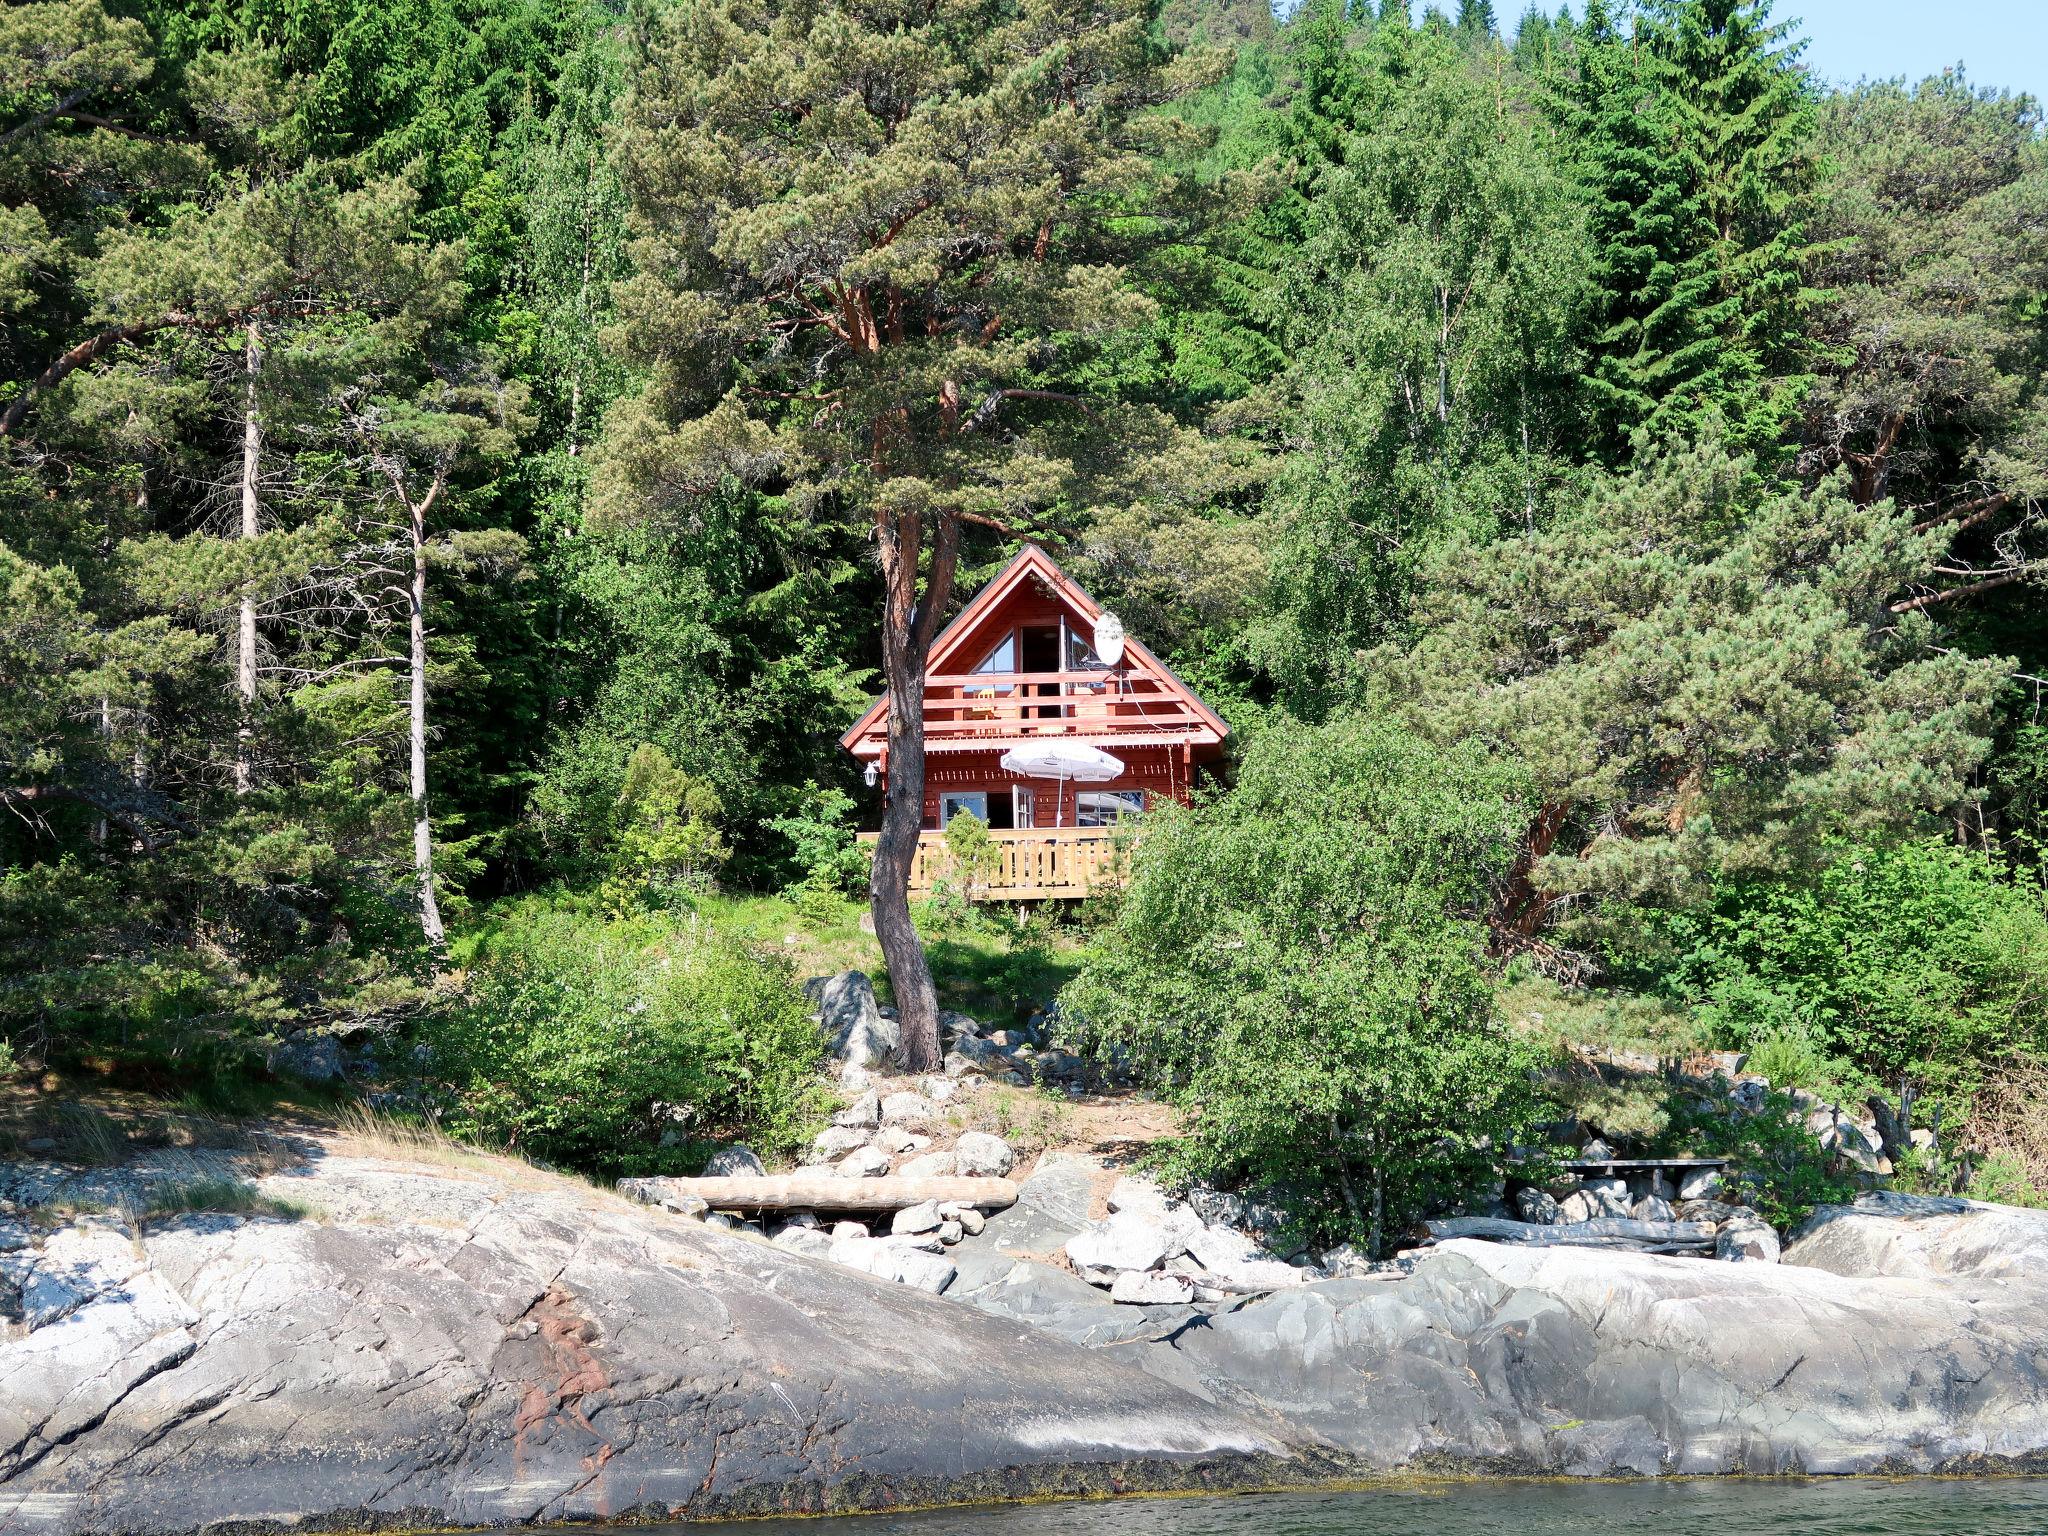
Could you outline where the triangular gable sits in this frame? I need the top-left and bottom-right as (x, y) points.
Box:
(840, 544), (1228, 754)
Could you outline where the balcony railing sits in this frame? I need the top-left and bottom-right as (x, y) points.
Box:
(914, 670), (1210, 743)
(858, 826), (1130, 900)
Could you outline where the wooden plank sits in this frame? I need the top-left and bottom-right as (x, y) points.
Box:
(629, 1174), (1021, 1213)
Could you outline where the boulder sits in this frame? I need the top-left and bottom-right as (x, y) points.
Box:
(266, 1031), (345, 1083)
(1633, 1195), (1675, 1223)
(898, 1150), (956, 1179)
(891, 1200), (943, 1236)
(807, 970), (902, 1071)
(1785, 1192), (2048, 1282)
(939, 1010), (984, 1039)
(923, 1076), (959, 1104)
(1110, 1270), (1195, 1306)
(616, 1178), (708, 1220)
(1716, 1218), (1781, 1264)
(1182, 1221), (1264, 1274)
(835, 1146), (892, 1179)
(954, 1207), (986, 1237)
(937, 1220), (964, 1245)
(1066, 1210), (1181, 1284)
(1558, 1191), (1600, 1225)
(701, 1144), (765, 1178)
(953, 1131), (1017, 1178)
(806, 1125), (871, 1163)
(1107, 1175), (1170, 1219)
(1678, 1166), (1723, 1201)
(880, 1092), (937, 1127)
(877, 1126), (920, 1154)
(832, 1091), (882, 1130)
(1580, 1138), (1616, 1162)
(1515, 1188), (1562, 1225)
(771, 1227), (833, 1259)
(830, 1220), (870, 1242)
(828, 1235), (958, 1294)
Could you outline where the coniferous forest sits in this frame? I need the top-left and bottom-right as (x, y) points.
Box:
(5, 0), (2048, 1230)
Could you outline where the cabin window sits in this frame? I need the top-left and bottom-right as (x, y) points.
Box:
(1012, 785), (1036, 828)
(970, 633), (1016, 695)
(939, 791), (988, 826)
(1076, 789), (1143, 827)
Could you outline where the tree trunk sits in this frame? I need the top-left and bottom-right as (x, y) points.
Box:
(408, 494), (445, 950)
(870, 561), (942, 1070)
(234, 319), (261, 796)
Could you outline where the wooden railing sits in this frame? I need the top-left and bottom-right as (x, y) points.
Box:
(915, 670), (1209, 743)
(858, 826), (1130, 900)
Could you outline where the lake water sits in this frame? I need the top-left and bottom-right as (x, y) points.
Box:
(707, 1479), (2048, 1535)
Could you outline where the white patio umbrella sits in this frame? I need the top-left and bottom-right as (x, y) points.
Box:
(999, 742), (1125, 827)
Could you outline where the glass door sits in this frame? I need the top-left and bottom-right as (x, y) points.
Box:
(1012, 785), (1035, 829)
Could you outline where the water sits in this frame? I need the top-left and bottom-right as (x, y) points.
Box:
(701, 1480), (2048, 1536)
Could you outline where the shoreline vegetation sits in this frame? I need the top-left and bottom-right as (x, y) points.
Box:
(5, 0), (2048, 1520)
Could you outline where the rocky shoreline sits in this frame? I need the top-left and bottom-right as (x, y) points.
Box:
(6, 1126), (2048, 1535)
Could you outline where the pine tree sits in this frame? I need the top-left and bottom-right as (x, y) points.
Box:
(600, 0), (1233, 1069)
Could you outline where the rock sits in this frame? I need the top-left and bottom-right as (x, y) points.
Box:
(1107, 1175), (1170, 1219)
(955, 1207), (986, 1237)
(807, 1125), (871, 1163)
(939, 1010), (984, 1039)
(1678, 1167), (1723, 1201)
(828, 1235), (958, 1294)
(1318, 1243), (1374, 1278)
(942, 1050), (985, 1080)
(923, 1076), (958, 1104)
(1016, 1154), (1099, 1230)
(835, 1146), (892, 1179)
(1633, 1195), (1675, 1223)
(833, 1091), (882, 1130)
(953, 1131), (1016, 1178)
(1558, 1191), (1600, 1224)
(781, 1211), (820, 1229)
(1728, 1077), (1770, 1113)
(892, 1200), (943, 1236)
(880, 1092), (936, 1127)
(1066, 1210), (1181, 1284)
(1185, 1185), (1287, 1238)
(830, 1220), (870, 1242)
(701, 1144), (765, 1178)
(267, 1031), (345, 1083)
(807, 970), (902, 1071)
(898, 1150), (956, 1179)
(772, 1227), (833, 1259)
(877, 1126), (919, 1154)
(1645, 1170), (1675, 1203)
(1716, 1217), (1781, 1263)
(1110, 1270), (1195, 1306)
(1785, 1192), (2048, 1282)
(616, 1178), (709, 1220)
(989, 1029), (1024, 1049)
(1580, 1138), (1616, 1162)
(1515, 1188), (1562, 1224)
(1181, 1221), (1264, 1274)
(839, 1063), (876, 1093)
(1910, 1127), (1938, 1152)
(937, 1220), (963, 1245)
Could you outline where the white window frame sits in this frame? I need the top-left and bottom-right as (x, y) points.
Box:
(1012, 785), (1035, 829)
(1075, 789), (1143, 827)
(939, 791), (989, 826)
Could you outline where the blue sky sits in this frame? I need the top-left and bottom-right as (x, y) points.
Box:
(1535, 2), (2048, 100)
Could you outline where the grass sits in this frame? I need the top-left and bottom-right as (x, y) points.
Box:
(141, 1176), (315, 1223)
(946, 1083), (1076, 1160)
(1501, 976), (1708, 1060)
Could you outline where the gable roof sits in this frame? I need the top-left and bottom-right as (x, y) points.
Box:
(840, 544), (1228, 756)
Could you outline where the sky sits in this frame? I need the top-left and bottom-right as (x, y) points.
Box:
(1771, 0), (2048, 98)
(1538, 1), (2048, 100)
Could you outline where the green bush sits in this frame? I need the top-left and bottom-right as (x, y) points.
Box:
(1065, 714), (1544, 1256)
(764, 782), (870, 896)
(1648, 839), (2048, 1104)
(434, 899), (826, 1174)
(602, 744), (730, 913)
(1663, 1086), (1854, 1230)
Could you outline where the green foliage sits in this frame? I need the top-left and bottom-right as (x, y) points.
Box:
(435, 898), (827, 1174)
(602, 744), (728, 911)
(1645, 839), (2048, 1101)
(1665, 1086), (1854, 1229)
(764, 783), (869, 896)
(939, 810), (1001, 904)
(1066, 715), (1545, 1254)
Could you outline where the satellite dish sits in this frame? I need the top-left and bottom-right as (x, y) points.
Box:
(1093, 612), (1126, 668)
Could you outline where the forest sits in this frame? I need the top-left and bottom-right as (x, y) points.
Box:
(4, 0), (2047, 1232)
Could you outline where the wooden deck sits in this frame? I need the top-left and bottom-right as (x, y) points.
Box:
(859, 826), (1129, 900)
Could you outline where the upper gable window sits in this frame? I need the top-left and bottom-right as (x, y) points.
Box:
(969, 632), (1016, 695)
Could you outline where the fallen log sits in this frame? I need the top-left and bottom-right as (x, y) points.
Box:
(1426, 1215), (1716, 1251)
(620, 1173), (1020, 1214)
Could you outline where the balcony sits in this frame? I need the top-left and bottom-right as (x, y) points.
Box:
(917, 669), (1216, 746)
(858, 826), (1130, 900)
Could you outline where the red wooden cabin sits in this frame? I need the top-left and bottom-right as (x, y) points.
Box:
(844, 546), (1229, 898)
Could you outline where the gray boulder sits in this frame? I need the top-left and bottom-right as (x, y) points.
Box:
(828, 1235), (958, 1294)
(897, 1150), (956, 1179)
(891, 1201), (943, 1237)
(1785, 1192), (2048, 1282)
(1110, 1270), (1194, 1306)
(807, 970), (902, 1072)
(806, 1125), (871, 1163)
(1515, 1188), (1562, 1224)
(771, 1227), (834, 1259)
(832, 1091), (881, 1130)
(1066, 1210), (1180, 1285)
(835, 1145), (891, 1179)
(952, 1131), (1016, 1178)
(1678, 1166), (1723, 1201)
(1716, 1217), (1782, 1263)
(880, 1092), (936, 1127)
(701, 1144), (765, 1178)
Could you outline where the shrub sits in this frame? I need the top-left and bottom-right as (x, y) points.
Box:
(603, 745), (729, 912)
(1664, 1087), (1854, 1230)
(1065, 714), (1544, 1256)
(1647, 839), (2048, 1104)
(435, 900), (825, 1174)
(764, 782), (870, 896)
